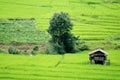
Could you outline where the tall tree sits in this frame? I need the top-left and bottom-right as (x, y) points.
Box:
(48, 12), (76, 54)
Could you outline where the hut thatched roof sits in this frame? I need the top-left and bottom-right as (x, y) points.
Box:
(88, 49), (108, 56)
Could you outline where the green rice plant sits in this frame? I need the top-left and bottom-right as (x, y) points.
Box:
(0, 0), (119, 49)
(0, 50), (120, 80)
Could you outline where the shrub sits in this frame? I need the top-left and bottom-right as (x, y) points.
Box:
(33, 45), (39, 51)
(51, 42), (65, 54)
(31, 50), (36, 55)
(75, 37), (89, 51)
(78, 41), (89, 51)
(31, 45), (39, 55)
(43, 43), (58, 54)
(8, 46), (20, 54)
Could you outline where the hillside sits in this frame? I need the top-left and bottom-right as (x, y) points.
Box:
(0, 0), (119, 44)
(0, 0), (120, 80)
(0, 18), (49, 43)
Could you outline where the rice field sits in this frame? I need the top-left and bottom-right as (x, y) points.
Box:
(0, 0), (119, 43)
(0, 0), (120, 79)
(0, 50), (120, 80)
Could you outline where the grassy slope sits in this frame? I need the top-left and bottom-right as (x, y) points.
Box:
(0, 19), (49, 43)
(0, 50), (120, 80)
(0, 0), (120, 80)
(0, 0), (119, 43)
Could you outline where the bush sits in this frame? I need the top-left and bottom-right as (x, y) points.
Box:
(8, 46), (20, 54)
(33, 45), (39, 51)
(78, 41), (89, 51)
(75, 37), (89, 51)
(31, 50), (36, 55)
(43, 43), (58, 54)
(31, 45), (39, 55)
(51, 42), (65, 54)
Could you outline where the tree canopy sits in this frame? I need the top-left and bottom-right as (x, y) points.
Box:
(48, 12), (76, 54)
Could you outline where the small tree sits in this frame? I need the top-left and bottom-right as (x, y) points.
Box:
(48, 12), (76, 54)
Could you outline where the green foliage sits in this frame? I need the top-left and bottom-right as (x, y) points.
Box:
(0, 0), (119, 50)
(31, 50), (36, 55)
(75, 36), (89, 51)
(50, 42), (65, 54)
(0, 19), (49, 43)
(79, 42), (89, 51)
(48, 12), (73, 37)
(40, 42), (58, 54)
(48, 12), (77, 54)
(8, 46), (20, 54)
(76, 41), (89, 51)
(0, 50), (120, 80)
(60, 33), (76, 53)
(33, 45), (39, 51)
(31, 45), (39, 55)
(0, 0), (119, 49)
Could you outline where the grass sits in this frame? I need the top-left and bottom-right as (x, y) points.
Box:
(0, 0), (120, 79)
(0, 0), (119, 43)
(0, 50), (120, 80)
(0, 19), (50, 43)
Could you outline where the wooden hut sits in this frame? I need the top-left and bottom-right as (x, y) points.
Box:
(88, 49), (108, 65)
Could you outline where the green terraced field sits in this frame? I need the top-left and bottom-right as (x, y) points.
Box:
(0, 0), (120, 43)
(0, 19), (49, 43)
(0, 0), (120, 80)
(0, 50), (120, 80)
